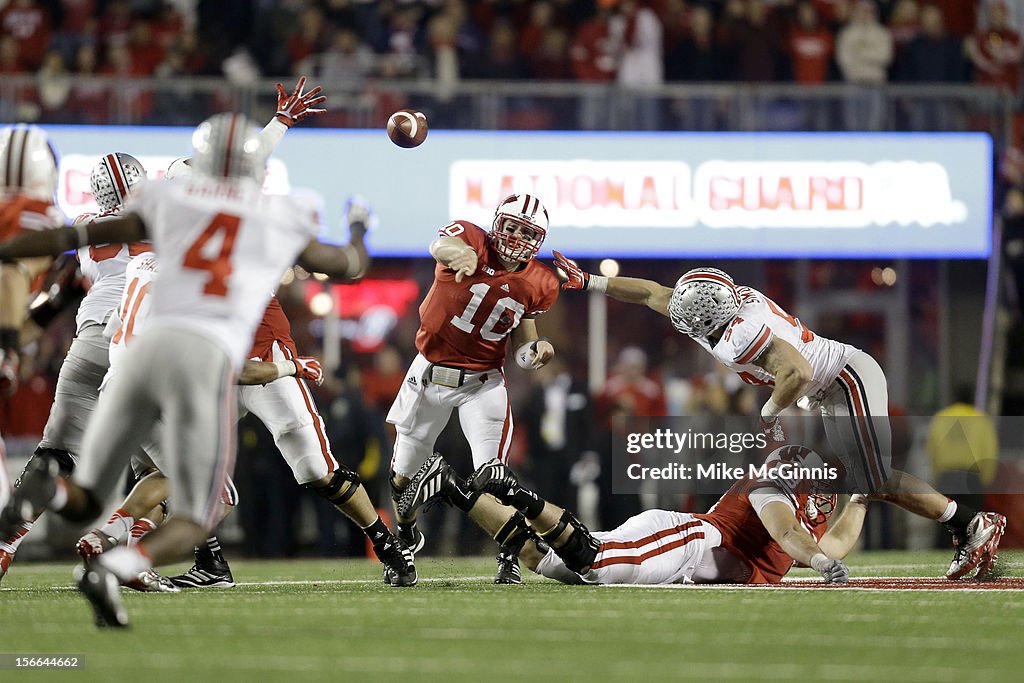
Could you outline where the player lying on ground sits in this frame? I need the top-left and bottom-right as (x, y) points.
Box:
(0, 76), (327, 587)
(409, 445), (863, 585)
(552, 256), (1006, 581)
(387, 193), (560, 584)
(0, 112), (415, 629)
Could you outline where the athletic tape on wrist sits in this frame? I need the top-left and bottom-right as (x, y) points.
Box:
(273, 360), (297, 379)
(761, 397), (784, 420)
(588, 275), (608, 293)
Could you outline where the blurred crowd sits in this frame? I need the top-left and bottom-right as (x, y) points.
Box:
(1, 0), (1022, 127)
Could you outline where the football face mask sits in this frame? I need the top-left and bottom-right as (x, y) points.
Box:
(667, 268), (740, 339)
(489, 193), (548, 263)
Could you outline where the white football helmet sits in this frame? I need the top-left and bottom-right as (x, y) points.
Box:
(0, 124), (60, 202)
(165, 156), (194, 180)
(90, 152), (146, 213)
(489, 193), (549, 262)
(667, 267), (740, 338)
(190, 113), (267, 182)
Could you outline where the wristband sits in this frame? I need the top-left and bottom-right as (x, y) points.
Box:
(761, 396), (784, 420)
(809, 553), (829, 572)
(588, 275), (608, 293)
(273, 360), (297, 379)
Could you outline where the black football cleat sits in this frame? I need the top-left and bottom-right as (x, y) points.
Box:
(466, 458), (522, 505)
(169, 562), (235, 588)
(0, 455), (60, 538)
(74, 562), (130, 628)
(397, 453), (459, 518)
(494, 546), (523, 585)
(375, 536), (417, 587)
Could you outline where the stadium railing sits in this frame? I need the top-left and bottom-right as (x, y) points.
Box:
(0, 75), (1014, 140)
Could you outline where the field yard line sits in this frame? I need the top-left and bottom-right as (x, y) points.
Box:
(0, 576), (498, 592)
(234, 576), (495, 586)
(602, 581), (1024, 593)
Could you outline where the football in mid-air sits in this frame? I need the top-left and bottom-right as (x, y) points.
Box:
(386, 110), (428, 148)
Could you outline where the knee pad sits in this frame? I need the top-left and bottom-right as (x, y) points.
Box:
(494, 511), (533, 551)
(542, 510), (599, 574)
(305, 464), (361, 507)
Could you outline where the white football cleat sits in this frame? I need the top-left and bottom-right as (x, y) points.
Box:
(946, 512), (1007, 580)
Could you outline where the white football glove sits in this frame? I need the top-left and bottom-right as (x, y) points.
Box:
(345, 195), (378, 232)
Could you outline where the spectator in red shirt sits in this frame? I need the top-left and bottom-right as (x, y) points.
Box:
(519, 1), (557, 57)
(597, 346), (668, 425)
(966, 0), (1024, 94)
(98, 0), (133, 50)
(570, 1), (618, 129)
(0, 0), (52, 70)
(0, 34), (27, 74)
(127, 20), (166, 75)
(288, 4), (327, 67)
(570, 1), (618, 83)
(529, 27), (572, 80)
(68, 42), (107, 123)
(789, 0), (835, 84)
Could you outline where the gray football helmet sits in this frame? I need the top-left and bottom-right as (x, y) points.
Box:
(667, 267), (740, 338)
(190, 113), (267, 183)
(90, 152), (146, 213)
(1, 124), (60, 201)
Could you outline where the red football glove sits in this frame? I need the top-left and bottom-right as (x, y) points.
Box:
(275, 76), (327, 128)
(295, 357), (324, 385)
(552, 250), (591, 291)
(759, 416), (786, 445)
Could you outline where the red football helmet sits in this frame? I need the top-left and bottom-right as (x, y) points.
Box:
(489, 193), (548, 263)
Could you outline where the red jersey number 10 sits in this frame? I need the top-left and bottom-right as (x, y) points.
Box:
(183, 212), (241, 297)
(450, 282), (526, 341)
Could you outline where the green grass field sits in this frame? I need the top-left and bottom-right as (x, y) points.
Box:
(2, 551), (1023, 682)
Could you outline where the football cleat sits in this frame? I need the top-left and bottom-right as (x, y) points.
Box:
(0, 455), (60, 538)
(76, 529), (119, 562)
(494, 546), (523, 585)
(466, 459), (522, 505)
(169, 562), (235, 589)
(946, 512), (1007, 580)
(396, 524), (426, 556)
(376, 537), (417, 588)
(124, 569), (181, 593)
(397, 453), (458, 518)
(74, 562), (129, 628)
(0, 548), (12, 585)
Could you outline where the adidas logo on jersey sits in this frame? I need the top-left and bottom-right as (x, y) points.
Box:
(501, 283), (510, 291)
(407, 376), (417, 386)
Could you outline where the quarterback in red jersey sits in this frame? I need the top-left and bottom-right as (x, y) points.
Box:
(413, 445), (864, 586)
(389, 193), (560, 584)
